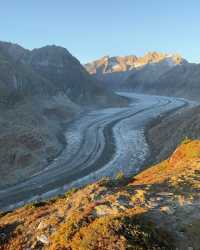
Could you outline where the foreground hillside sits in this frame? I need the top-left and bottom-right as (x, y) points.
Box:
(1, 140), (200, 249)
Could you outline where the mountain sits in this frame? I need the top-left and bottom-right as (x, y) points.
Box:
(87, 51), (200, 102)
(85, 52), (185, 88)
(27, 45), (126, 106)
(0, 41), (127, 188)
(0, 42), (125, 106)
(141, 63), (200, 101)
(0, 42), (53, 103)
(1, 140), (200, 249)
(123, 56), (186, 92)
(86, 52), (200, 102)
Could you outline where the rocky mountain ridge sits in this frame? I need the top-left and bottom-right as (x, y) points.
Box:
(85, 52), (185, 88)
(0, 41), (125, 106)
(123, 61), (200, 101)
(85, 52), (184, 74)
(85, 51), (200, 102)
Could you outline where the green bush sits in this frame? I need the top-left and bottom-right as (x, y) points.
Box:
(181, 136), (191, 145)
(115, 171), (125, 180)
(64, 188), (78, 199)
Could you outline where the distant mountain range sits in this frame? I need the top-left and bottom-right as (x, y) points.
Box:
(85, 52), (200, 101)
(85, 52), (186, 88)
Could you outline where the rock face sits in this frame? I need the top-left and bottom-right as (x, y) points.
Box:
(0, 41), (126, 188)
(85, 52), (185, 89)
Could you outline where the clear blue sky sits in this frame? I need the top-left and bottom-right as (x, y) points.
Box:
(1, 0), (200, 63)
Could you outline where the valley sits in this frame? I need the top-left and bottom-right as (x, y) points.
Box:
(1, 3), (200, 249)
(0, 92), (191, 212)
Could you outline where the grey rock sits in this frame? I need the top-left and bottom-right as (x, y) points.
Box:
(37, 234), (49, 245)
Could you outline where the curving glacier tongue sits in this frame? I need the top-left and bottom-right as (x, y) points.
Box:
(0, 92), (191, 211)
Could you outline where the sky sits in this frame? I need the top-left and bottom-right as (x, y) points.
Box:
(1, 0), (200, 63)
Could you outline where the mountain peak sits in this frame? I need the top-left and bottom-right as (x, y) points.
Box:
(31, 44), (70, 53)
(85, 52), (185, 76)
(0, 41), (29, 61)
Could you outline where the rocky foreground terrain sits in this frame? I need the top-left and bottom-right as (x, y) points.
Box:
(0, 139), (200, 249)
